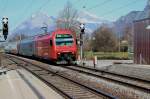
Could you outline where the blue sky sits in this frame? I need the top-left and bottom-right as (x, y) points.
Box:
(0, 0), (147, 31)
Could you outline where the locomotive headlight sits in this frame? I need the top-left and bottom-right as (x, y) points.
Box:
(72, 52), (75, 54)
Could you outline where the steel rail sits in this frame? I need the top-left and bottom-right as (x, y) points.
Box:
(8, 58), (73, 99)
(7, 55), (118, 99)
(63, 65), (150, 93)
(6, 54), (150, 93)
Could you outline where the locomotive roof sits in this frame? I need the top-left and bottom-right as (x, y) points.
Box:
(20, 28), (74, 41)
(36, 29), (73, 37)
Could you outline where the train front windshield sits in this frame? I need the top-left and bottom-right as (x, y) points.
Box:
(55, 34), (74, 46)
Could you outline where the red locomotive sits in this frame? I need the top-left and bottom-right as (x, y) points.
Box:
(7, 29), (77, 64)
(34, 29), (77, 63)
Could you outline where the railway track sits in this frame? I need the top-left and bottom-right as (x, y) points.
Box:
(6, 54), (117, 99)
(5, 54), (150, 98)
(62, 65), (150, 93)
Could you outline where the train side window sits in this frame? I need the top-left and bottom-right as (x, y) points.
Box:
(50, 40), (53, 46)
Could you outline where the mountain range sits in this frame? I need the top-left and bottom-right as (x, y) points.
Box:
(114, 0), (150, 36)
(9, 0), (150, 40)
(10, 10), (112, 38)
(11, 12), (57, 37)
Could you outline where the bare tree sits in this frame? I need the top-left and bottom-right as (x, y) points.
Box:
(57, 1), (79, 32)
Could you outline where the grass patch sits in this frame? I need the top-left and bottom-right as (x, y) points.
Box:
(84, 52), (129, 60)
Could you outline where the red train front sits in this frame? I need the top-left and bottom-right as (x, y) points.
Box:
(35, 29), (77, 63)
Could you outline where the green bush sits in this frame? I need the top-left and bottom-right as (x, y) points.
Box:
(84, 52), (129, 60)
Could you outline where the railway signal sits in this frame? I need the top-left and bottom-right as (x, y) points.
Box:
(80, 23), (85, 34)
(79, 23), (85, 63)
(2, 17), (9, 40)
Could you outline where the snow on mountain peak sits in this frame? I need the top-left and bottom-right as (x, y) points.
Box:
(78, 10), (108, 24)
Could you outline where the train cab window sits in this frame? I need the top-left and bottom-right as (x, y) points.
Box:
(50, 40), (53, 46)
(55, 34), (73, 46)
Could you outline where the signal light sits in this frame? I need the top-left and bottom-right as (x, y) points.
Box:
(80, 23), (85, 33)
(2, 17), (8, 40)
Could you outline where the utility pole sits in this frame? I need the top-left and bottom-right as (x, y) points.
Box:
(80, 23), (85, 63)
(0, 29), (2, 37)
(41, 23), (48, 34)
(118, 32), (120, 52)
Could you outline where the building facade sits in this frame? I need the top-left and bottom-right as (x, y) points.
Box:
(134, 18), (150, 64)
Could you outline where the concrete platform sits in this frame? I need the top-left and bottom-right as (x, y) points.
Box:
(0, 68), (64, 99)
